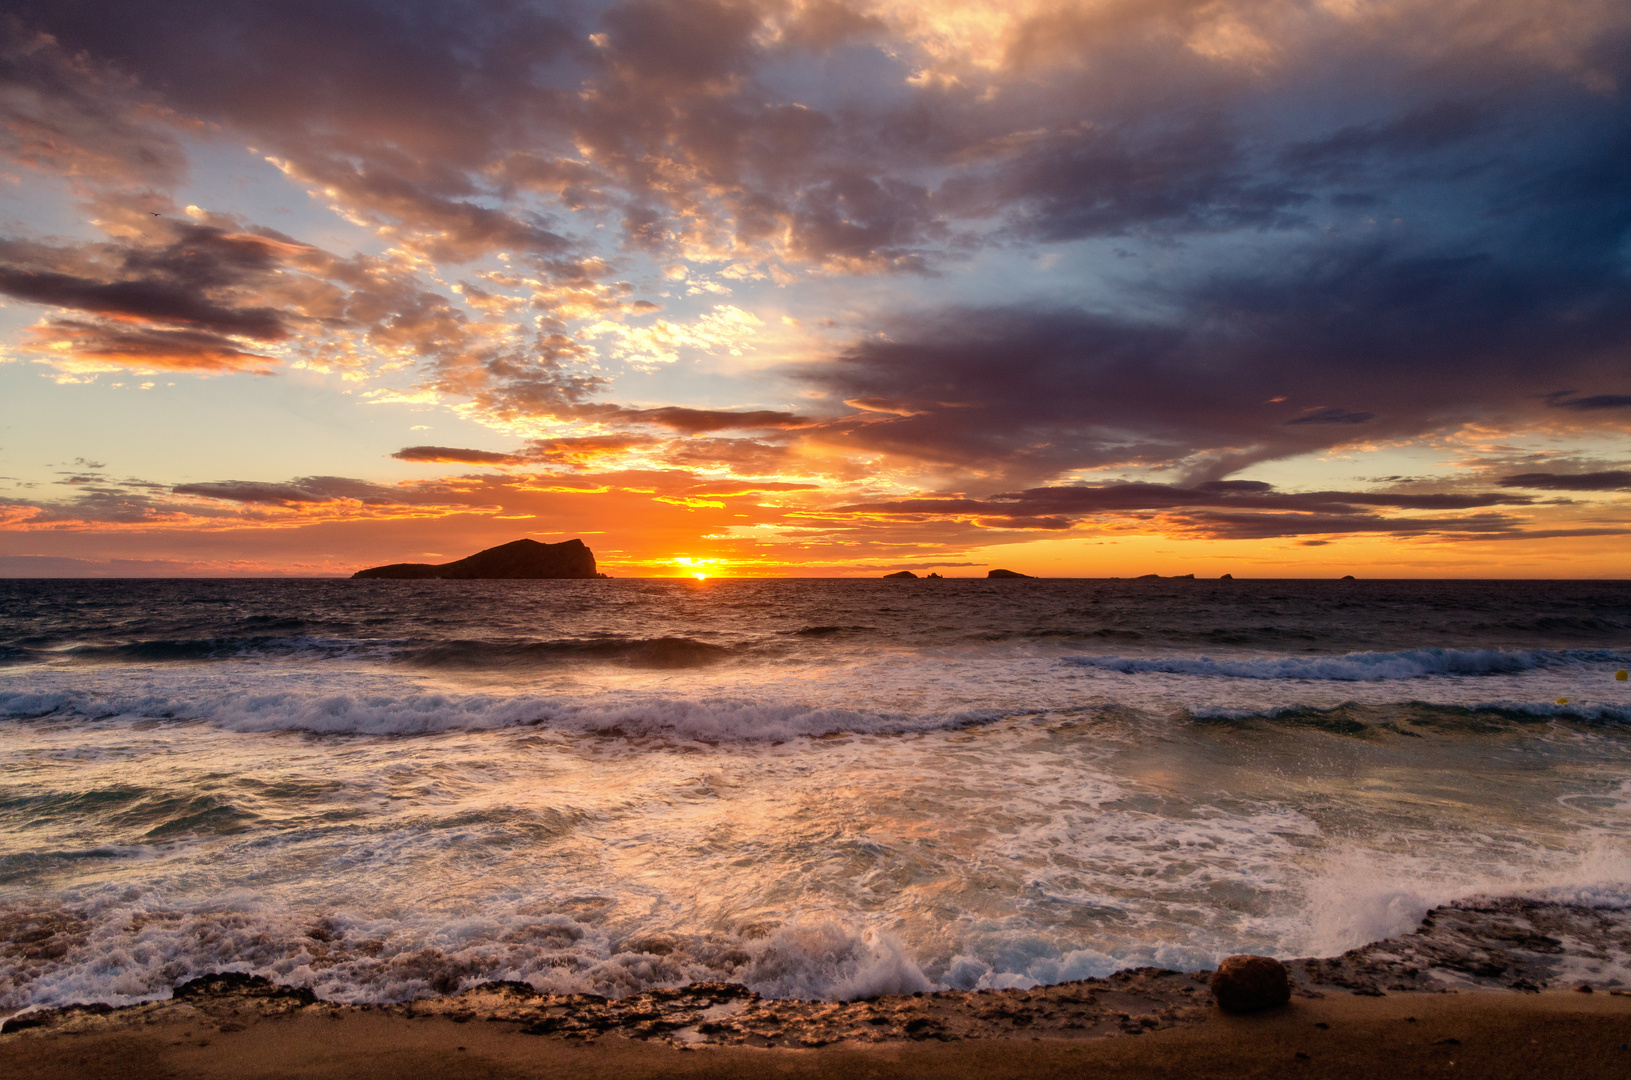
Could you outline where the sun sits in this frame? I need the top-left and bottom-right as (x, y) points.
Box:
(673, 556), (723, 579)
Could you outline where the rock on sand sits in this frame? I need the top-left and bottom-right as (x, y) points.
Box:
(1211, 955), (1291, 1014)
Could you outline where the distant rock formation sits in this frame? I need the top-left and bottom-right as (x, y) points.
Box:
(882, 570), (918, 579)
(926, 572), (943, 579)
(987, 569), (1031, 579)
(1220, 573), (1234, 580)
(352, 538), (605, 580)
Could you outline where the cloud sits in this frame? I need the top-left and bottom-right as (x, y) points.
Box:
(797, 204), (1631, 483)
(171, 482), (335, 505)
(25, 319), (280, 373)
(391, 446), (525, 465)
(0, 267), (288, 339)
(600, 406), (811, 433)
(1285, 407), (1374, 426)
(1549, 394), (1631, 411)
(829, 480), (1542, 537)
(1500, 470), (1631, 491)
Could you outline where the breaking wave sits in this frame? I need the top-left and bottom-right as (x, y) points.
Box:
(0, 686), (998, 742)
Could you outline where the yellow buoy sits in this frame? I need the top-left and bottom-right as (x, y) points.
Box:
(1556, 697), (1570, 705)
(1618, 669), (1629, 681)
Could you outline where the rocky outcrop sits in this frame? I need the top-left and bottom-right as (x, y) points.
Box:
(883, 570), (918, 579)
(352, 538), (604, 580)
(1210, 955), (1290, 1014)
(987, 569), (1031, 579)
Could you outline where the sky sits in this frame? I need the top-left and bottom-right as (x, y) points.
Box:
(0, 0), (1628, 577)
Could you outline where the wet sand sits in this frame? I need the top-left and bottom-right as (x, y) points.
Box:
(4, 987), (1631, 1080)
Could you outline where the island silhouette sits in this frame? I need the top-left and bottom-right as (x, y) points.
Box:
(352, 538), (605, 579)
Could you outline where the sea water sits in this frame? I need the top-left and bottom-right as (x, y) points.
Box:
(2, 577), (1630, 1011)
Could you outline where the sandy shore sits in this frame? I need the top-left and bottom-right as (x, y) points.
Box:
(8, 897), (1631, 1078)
(5, 985), (1631, 1080)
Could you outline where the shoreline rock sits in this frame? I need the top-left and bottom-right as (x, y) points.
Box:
(1211, 955), (1291, 1014)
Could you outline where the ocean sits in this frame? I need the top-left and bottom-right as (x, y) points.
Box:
(3, 577), (1630, 1013)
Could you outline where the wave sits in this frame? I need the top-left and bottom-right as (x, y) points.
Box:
(0, 895), (943, 1011)
(393, 636), (737, 670)
(8, 881), (1631, 1012)
(0, 645), (36, 667)
(0, 686), (998, 742)
(1064, 647), (1629, 681)
(785, 625), (875, 637)
(5, 634), (750, 671)
(1186, 700), (1631, 731)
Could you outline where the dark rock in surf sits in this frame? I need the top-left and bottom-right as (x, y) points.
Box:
(1220, 573), (1234, 580)
(1341, 575), (1356, 580)
(352, 538), (605, 580)
(1210, 955), (1291, 1014)
(987, 569), (1031, 579)
(883, 570), (918, 579)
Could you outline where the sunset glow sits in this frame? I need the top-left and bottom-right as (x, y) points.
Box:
(1, 0), (1627, 576)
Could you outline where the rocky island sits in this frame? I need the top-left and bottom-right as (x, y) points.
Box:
(351, 538), (605, 579)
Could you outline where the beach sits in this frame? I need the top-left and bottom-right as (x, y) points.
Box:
(11, 892), (1631, 1077)
(4, 577), (1631, 1070)
(7, 977), (1631, 1079)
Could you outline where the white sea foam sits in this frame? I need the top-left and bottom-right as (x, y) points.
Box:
(1064, 647), (1628, 681)
(1292, 840), (1631, 959)
(0, 685), (997, 742)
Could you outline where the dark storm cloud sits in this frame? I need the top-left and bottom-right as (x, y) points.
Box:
(1500, 471), (1631, 491)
